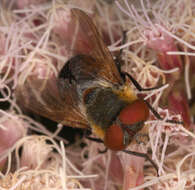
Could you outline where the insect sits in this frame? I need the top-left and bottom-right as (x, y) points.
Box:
(16, 8), (182, 175)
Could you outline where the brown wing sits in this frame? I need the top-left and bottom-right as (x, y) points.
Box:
(16, 8), (122, 129)
(63, 8), (123, 85)
(16, 75), (89, 129)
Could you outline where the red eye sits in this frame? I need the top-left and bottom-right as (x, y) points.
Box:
(104, 124), (125, 151)
(119, 99), (149, 125)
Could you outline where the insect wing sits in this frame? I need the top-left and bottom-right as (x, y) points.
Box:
(16, 8), (123, 129)
(64, 8), (123, 85)
(16, 76), (89, 129)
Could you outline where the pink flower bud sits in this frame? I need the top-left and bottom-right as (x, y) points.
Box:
(0, 113), (27, 169)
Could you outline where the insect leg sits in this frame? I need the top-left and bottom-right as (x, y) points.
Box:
(85, 136), (108, 154)
(144, 100), (184, 125)
(113, 31), (163, 91)
(86, 136), (104, 143)
(123, 73), (184, 124)
(114, 30), (127, 75)
(123, 72), (162, 91)
(122, 149), (159, 176)
(84, 130), (107, 153)
(98, 147), (108, 154)
(118, 30), (127, 61)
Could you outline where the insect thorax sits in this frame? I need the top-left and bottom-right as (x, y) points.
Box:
(83, 87), (128, 130)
